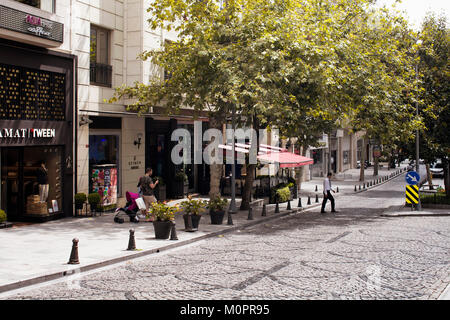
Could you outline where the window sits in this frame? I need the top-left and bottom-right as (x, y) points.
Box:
(90, 25), (112, 87)
(14, 0), (55, 13)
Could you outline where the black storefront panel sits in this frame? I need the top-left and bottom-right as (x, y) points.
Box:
(0, 39), (74, 221)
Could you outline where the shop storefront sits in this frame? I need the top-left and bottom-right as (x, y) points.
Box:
(0, 39), (75, 222)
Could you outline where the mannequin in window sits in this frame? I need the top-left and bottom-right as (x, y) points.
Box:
(36, 161), (49, 203)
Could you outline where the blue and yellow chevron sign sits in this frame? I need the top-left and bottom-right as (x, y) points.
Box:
(405, 185), (419, 204)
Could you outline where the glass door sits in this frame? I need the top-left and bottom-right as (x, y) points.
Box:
(1, 148), (21, 220)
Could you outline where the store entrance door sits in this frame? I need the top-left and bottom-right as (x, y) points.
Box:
(1, 148), (21, 220)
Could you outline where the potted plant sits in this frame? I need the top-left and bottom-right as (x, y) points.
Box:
(207, 196), (228, 225)
(74, 193), (87, 214)
(180, 196), (208, 230)
(88, 193), (101, 214)
(0, 209), (9, 229)
(148, 202), (181, 239)
(155, 176), (166, 201)
(174, 171), (188, 199)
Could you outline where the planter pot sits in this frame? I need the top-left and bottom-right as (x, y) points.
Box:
(75, 202), (84, 211)
(153, 220), (173, 239)
(183, 214), (201, 230)
(210, 210), (225, 225)
(174, 181), (184, 199)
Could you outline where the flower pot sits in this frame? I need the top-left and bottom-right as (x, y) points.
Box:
(174, 181), (184, 199)
(183, 214), (201, 230)
(75, 202), (84, 210)
(209, 210), (225, 225)
(157, 185), (166, 201)
(153, 220), (173, 239)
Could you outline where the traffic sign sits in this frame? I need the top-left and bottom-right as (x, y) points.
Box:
(405, 171), (420, 185)
(405, 185), (419, 204)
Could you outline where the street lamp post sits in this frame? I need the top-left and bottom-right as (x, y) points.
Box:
(415, 39), (422, 211)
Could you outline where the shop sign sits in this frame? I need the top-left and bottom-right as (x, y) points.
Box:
(0, 128), (56, 138)
(128, 156), (142, 170)
(0, 5), (64, 43)
(25, 14), (53, 38)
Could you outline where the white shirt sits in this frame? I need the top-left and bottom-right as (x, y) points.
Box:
(323, 178), (332, 194)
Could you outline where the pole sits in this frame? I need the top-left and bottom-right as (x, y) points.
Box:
(415, 61), (422, 211)
(229, 105), (237, 214)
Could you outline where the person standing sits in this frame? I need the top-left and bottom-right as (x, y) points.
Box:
(137, 168), (158, 218)
(321, 172), (337, 213)
(36, 161), (49, 203)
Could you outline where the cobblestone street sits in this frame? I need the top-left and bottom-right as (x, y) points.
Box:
(2, 176), (449, 300)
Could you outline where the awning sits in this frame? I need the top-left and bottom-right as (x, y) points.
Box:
(218, 143), (313, 168)
(257, 151), (314, 168)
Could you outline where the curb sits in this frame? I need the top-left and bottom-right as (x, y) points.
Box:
(0, 169), (406, 294)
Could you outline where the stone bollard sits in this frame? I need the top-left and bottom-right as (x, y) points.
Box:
(298, 198), (302, 208)
(275, 201), (280, 213)
(68, 238), (80, 265)
(287, 200), (291, 211)
(170, 221), (178, 240)
(262, 204), (267, 216)
(307, 196), (311, 205)
(127, 229), (136, 251)
(247, 207), (254, 220)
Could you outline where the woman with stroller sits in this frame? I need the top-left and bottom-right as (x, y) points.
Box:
(137, 168), (159, 220)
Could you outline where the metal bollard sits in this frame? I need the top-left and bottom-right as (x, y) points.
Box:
(275, 201), (280, 213)
(336, 187), (339, 193)
(170, 221), (178, 240)
(68, 238), (80, 265)
(227, 210), (234, 225)
(262, 204), (267, 216)
(307, 196), (311, 205)
(247, 207), (254, 220)
(354, 185), (357, 192)
(287, 200), (291, 211)
(315, 194), (319, 203)
(315, 185), (318, 192)
(359, 185), (361, 190)
(127, 229), (136, 251)
(298, 197), (302, 208)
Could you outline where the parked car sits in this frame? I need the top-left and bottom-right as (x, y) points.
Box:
(356, 160), (371, 169)
(430, 161), (444, 178)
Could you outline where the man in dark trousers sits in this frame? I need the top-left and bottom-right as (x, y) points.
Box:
(321, 172), (337, 213)
(137, 168), (159, 219)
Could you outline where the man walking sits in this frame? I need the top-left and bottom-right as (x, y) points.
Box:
(321, 172), (337, 214)
(137, 168), (159, 219)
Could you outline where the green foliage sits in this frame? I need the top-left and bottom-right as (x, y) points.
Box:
(275, 187), (291, 203)
(74, 193), (87, 205)
(175, 171), (188, 182)
(88, 193), (101, 206)
(180, 196), (208, 215)
(149, 202), (181, 221)
(208, 196), (228, 212)
(0, 209), (6, 223)
(420, 193), (450, 205)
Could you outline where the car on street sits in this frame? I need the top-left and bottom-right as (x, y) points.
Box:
(430, 161), (444, 178)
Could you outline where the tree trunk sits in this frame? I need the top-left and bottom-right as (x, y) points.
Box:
(208, 116), (223, 200)
(426, 163), (433, 190)
(444, 159), (450, 198)
(374, 155), (379, 176)
(359, 136), (366, 182)
(240, 115), (259, 210)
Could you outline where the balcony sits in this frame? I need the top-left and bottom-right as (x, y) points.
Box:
(90, 62), (112, 87)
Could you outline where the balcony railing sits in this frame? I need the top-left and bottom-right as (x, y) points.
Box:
(90, 62), (112, 87)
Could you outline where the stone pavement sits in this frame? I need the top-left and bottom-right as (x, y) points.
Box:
(0, 165), (408, 294)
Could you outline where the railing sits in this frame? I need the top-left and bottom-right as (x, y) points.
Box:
(90, 62), (112, 87)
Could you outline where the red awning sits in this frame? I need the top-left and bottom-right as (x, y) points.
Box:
(218, 143), (313, 168)
(257, 151), (314, 168)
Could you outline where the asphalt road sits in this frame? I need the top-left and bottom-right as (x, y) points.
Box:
(2, 175), (449, 300)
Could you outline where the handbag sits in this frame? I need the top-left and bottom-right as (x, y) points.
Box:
(135, 197), (146, 210)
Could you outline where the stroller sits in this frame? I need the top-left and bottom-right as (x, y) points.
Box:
(114, 191), (143, 223)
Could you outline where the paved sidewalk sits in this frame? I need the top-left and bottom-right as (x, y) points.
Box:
(0, 166), (408, 294)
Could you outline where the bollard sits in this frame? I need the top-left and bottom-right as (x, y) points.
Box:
(354, 185), (357, 192)
(127, 229), (136, 251)
(298, 197), (302, 208)
(247, 207), (254, 220)
(315, 185), (318, 192)
(315, 194), (319, 203)
(336, 187), (339, 193)
(275, 201), (280, 213)
(68, 238), (80, 265)
(170, 221), (178, 240)
(359, 185), (361, 190)
(262, 204), (267, 216)
(307, 196), (311, 205)
(287, 200), (291, 211)
(227, 211), (234, 225)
